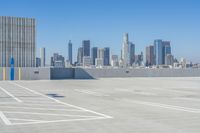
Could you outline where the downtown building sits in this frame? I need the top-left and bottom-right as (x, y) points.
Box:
(122, 33), (130, 67)
(154, 39), (172, 66)
(0, 16), (36, 67)
(68, 40), (73, 65)
(146, 45), (154, 66)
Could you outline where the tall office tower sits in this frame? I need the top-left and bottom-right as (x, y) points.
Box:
(68, 40), (73, 65)
(0, 16), (36, 67)
(40, 47), (45, 67)
(95, 48), (104, 67)
(97, 48), (104, 59)
(165, 54), (174, 66)
(129, 42), (135, 66)
(146, 45), (154, 66)
(122, 33), (130, 67)
(77, 47), (83, 65)
(51, 53), (65, 68)
(91, 47), (98, 65)
(111, 55), (119, 67)
(162, 41), (171, 64)
(104, 47), (110, 66)
(154, 39), (163, 65)
(36, 57), (41, 67)
(82, 40), (90, 57)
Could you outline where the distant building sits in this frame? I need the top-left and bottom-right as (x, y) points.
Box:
(104, 47), (110, 66)
(97, 48), (104, 59)
(82, 40), (90, 57)
(68, 40), (73, 65)
(51, 53), (65, 68)
(36, 57), (41, 67)
(162, 41), (171, 64)
(40, 48), (46, 67)
(95, 58), (104, 67)
(83, 56), (91, 67)
(154, 39), (163, 65)
(135, 52), (143, 66)
(91, 47), (98, 65)
(111, 55), (119, 67)
(0, 16), (36, 67)
(146, 45), (154, 66)
(165, 54), (174, 66)
(77, 47), (83, 66)
(122, 33), (130, 67)
(129, 42), (135, 66)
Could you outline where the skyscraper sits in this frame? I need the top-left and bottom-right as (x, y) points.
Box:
(82, 40), (90, 57)
(129, 42), (135, 66)
(51, 53), (65, 68)
(40, 48), (45, 67)
(77, 47), (83, 65)
(162, 41), (171, 64)
(104, 47), (110, 66)
(154, 39), (163, 65)
(122, 33), (129, 67)
(0, 16), (36, 67)
(68, 40), (73, 64)
(91, 47), (98, 65)
(95, 48), (104, 67)
(146, 45), (154, 66)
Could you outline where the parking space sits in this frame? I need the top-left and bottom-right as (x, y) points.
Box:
(0, 77), (200, 133)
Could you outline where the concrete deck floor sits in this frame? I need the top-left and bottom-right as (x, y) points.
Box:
(0, 77), (200, 133)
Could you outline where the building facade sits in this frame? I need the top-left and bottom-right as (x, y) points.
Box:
(77, 47), (83, 65)
(104, 47), (110, 66)
(122, 33), (129, 67)
(91, 47), (98, 65)
(40, 47), (45, 67)
(154, 39), (163, 65)
(68, 40), (73, 65)
(0, 16), (36, 67)
(129, 42), (135, 66)
(146, 45), (154, 66)
(82, 40), (90, 57)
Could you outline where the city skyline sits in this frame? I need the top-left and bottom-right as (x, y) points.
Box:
(0, 0), (200, 64)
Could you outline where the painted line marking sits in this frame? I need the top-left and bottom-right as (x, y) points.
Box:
(74, 89), (109, 97)
(9, 82), (112, 119)
(0, 111), (11, 125)
(0, 106), (84, 111)
(0, 86), (22, 103)
(9, 117), (107, 126)
(8, 118), (47, 122)
(3, 111), (99, 118)
(127, 100), (200, 113)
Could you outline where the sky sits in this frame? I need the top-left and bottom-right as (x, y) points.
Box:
(0, 0), (200, 64)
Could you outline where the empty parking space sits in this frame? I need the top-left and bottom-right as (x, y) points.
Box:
(0, 77), (200, 133)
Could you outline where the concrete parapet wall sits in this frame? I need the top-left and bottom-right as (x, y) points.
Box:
(0, 67), (200, 80)
(74, 68), (200, 79)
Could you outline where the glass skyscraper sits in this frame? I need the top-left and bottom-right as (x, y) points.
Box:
(154, 40), (163, 65)
(91, 47), (98, 65)
(82, 40), (90, 57)
(68, 40), (73, 65)
(104, 47), (110, 66)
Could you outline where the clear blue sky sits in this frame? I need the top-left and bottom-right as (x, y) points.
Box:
(0, 0), (200, 64)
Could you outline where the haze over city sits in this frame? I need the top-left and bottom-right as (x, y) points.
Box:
(0, 0), (199, 64)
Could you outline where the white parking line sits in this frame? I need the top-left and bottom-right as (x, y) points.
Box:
(126, 99), (200, 113)
(0, 111), (11, 125)
(0, 106), (84, 111)
(10, 82), (112, 119)
(4, 111), (99, 118)
(74, 89), (109, 97)
(0, 86), (22, 103)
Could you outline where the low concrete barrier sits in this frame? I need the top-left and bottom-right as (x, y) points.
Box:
(0, 67), (200, 80)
